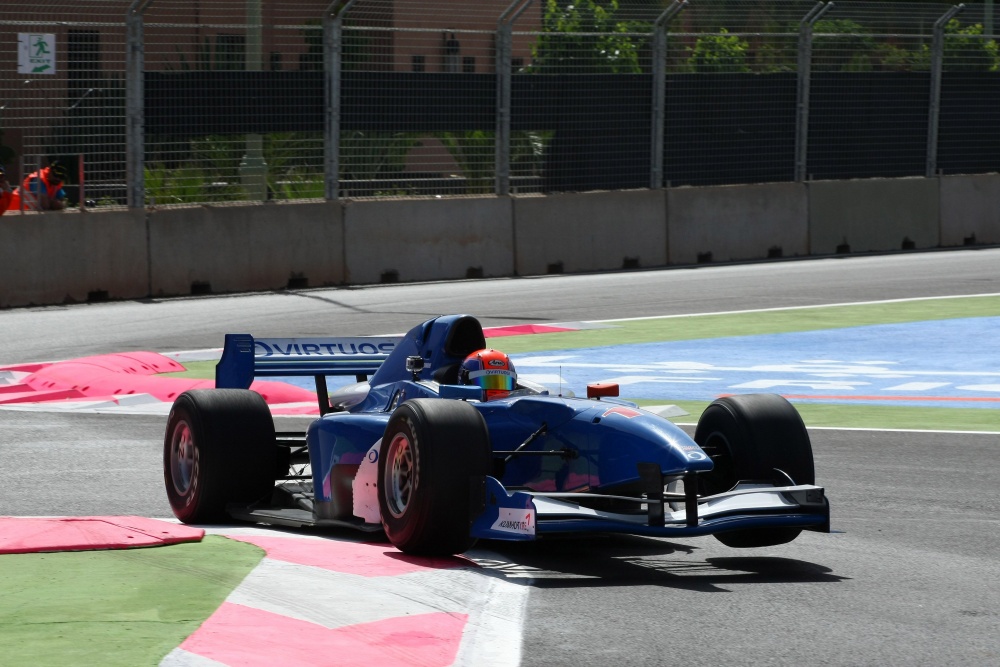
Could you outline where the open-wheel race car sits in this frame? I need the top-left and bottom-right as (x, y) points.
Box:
(163, 314), (830, 556)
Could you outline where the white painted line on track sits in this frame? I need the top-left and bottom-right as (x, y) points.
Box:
(668, 420), (1000, 435)
(805, 426), (1000, 435)
(594, 292), (1000, 323)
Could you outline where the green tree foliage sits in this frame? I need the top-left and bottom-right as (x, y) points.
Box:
(144, 136), (247, 205)
(529, 0), (651, 74)
(685, 29), (751, 73)
(339, 131), (419, 183)
(939, 20), (1000, 72)
(859, 19), (999, 72)
(435, 130), (551, 193)
(812, 19), (879, 72)
(438, 131), (494, 194)
(144, 163), (216, 205)
(264, 132), (324, 200)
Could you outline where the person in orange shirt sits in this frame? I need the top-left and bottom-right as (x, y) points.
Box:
(0, 165), (13, 216)
(21, 162), (68, 211)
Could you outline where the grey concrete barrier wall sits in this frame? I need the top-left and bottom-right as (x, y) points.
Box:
(512, 190), (667, 276)
(667, 182), (808, 265)
(0, 209), (148, 309)
(939, 174), (1000, 247)
(6, 176), (1000, 310)
(808, 178), (940, 255)
(342, 197), (513, 284)
(147, 202), (344, 297)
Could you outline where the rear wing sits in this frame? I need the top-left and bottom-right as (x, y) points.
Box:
(215, 333), (403, 414)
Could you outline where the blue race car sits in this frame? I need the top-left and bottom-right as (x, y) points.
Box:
(163, 314), (829, 556)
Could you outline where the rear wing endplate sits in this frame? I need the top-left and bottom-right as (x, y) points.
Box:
(215, 333), (403, 413)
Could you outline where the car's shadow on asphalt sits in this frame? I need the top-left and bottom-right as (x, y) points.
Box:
(207, 523), (846, 593)
(469, 533), (847, 593)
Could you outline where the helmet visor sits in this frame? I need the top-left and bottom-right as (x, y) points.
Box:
(468, 369), (515, 392)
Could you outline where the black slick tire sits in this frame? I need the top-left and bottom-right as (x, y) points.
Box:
(163, 389), (277, 523)
(378, 398), (492, 556)
(694, 393), (814, 548)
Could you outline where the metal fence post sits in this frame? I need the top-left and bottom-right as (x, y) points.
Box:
(495, 0), (533, 197)
(795, 1), (832, 183)
(240, 0), (267, 202)
(927, 4), (965, 178)
(495, 19), (511, 196)
(78, 154), (85, 211)
(325, 0), (357, 201)
(650, 0), (686, 190)
(126, 0), (153, 210)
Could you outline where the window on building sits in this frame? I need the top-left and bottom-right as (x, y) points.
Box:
(411, 55), (426, 72)
(462, 56), (475, 73)
(511, 57), (524, 72)
(270, 52), (282, 71)
(215, 34), (245, 71)
(68, 30), (100, 90)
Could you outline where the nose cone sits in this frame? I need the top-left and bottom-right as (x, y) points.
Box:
(581, 403), (714, 477)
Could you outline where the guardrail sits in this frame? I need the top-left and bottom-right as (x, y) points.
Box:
(2, 175), (997, 310)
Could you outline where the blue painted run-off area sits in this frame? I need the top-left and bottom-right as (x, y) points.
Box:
(511, 317), (1000, 409)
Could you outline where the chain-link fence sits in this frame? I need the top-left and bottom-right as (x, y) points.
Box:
(0, 3), (129, 207)
(2, 0), (998, 209)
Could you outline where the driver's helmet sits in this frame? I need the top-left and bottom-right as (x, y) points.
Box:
(459, 349), (517, 401)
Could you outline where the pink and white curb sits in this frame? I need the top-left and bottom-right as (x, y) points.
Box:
(160, 528), (528, 667)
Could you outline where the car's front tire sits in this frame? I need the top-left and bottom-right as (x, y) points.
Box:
(378, 399), (492, 555)
(694, 393), (815, 548)
(163, 389), (277, 523)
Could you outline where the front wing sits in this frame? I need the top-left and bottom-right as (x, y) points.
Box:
(471, 477), (830, 541)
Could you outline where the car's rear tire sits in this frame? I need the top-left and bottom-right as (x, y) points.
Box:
(378, 399), (492, 555)
(694, 393), (814, 548)
(164, 389), (277, 523)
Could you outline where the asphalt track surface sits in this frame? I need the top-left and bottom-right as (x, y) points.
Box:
(2, 248), (999, 666)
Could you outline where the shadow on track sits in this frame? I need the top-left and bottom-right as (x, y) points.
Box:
(471, 534), (847, 593)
